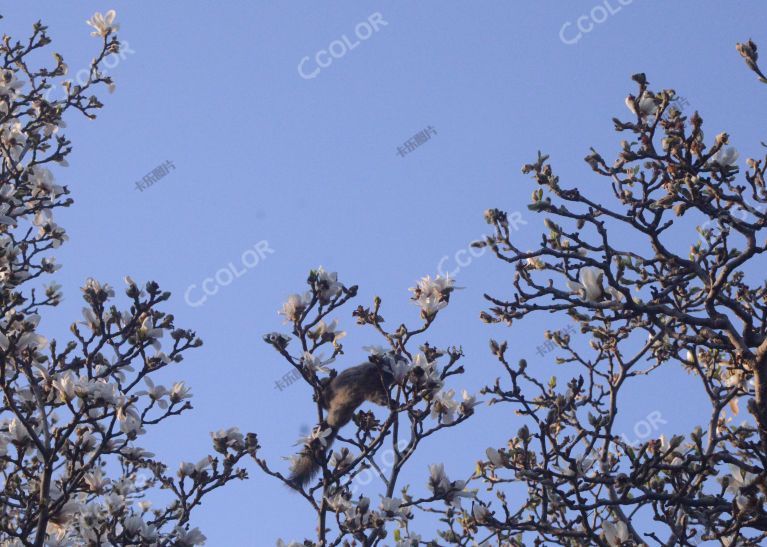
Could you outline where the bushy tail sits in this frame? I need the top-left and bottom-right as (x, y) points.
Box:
(289, 427), (339, 488)
(289, 397), (357, 488)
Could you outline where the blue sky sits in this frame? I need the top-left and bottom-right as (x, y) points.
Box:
(4, 1), (767, 543)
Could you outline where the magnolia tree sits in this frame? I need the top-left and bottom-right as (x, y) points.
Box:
(260, 42), (767, 546)
(0, 13), (254, 546)
(258, 269), (479, 546)
(457, 44), (767, 546)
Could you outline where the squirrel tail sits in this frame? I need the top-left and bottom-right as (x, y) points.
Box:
(289, 396), (358, 488)
(288, 428), (338, 488)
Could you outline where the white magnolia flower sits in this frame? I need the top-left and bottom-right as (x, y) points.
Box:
(8, 417), (30, 444)
(211, 427), (244, 451)
(325, 492), (352, 512)
(0, 69), (23, 96)
(83, 277), (115, 297)
(379, 496), (411, 520)
(625, 91), (657, 116)
(169, 381), (192, 403)
(139, 377), (168, 408)
(279, 292), (311, 323)
(485, 447), (505, 467)
(17, 330), (48, 351)
(431, 389), (458, 424)
(122, 514), (146, 537)
(311, 318), (346, 345)
(566, 267), (604, 302)
(363, 344), (389, 355)
(411, 274), (455, 298)
(47, 500), (82, 533)
(138, 315), (163, 350)
(179, 457), (211, 477)
(174, 526), (207, 546)
(427, 463), (475, 508)
(80, 307), (101, 332)
(299, 426), (333, 448)
(314, 266), (343, 303)
(555, 453), (597, 478)
(711, 146), (740, 168)
(329, 448), (354, 469)
(103, 493), (125, 515)
(460, 389), (479, 414)
(379, 496), (401, 513)
(410, 274), (456, 317)
(602, 520), (630, 546)
(415, 295), (447, 317)
(52, 372), (76, 403)
(396, 534), (422, 547)
(0, 203), (16, 226)
(301, 351), (334, 374)
(86, 10), (119, 37)
(387, 356), (411, 384)
(720, 464), (757, 495)
(472, 503), (491, 523)
(117, 404), (144, 436)
(83, 468), (109, 493)
(276, 541), (303, 547)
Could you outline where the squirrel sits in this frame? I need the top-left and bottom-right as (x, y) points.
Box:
(289, 361), (394, 488)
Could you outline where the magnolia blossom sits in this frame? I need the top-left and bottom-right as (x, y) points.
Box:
(80, 307), (101, 332)
(169, 381), (192, 403)
(625, 91), (657, 116)
(178, 457), (211, 478)
(410, 274), (455, 318)
(86, 10), (119, 37)
(485, 447), (505, 467)
(711, 146), (740, 168)
(301, 351), (334, 374)
(603, 520), (630, 546)
(459, 390), (479, 414)
(210, 427), (244, 452)
(566, 267), (604, 302)
(379, 496), (411, 521)
(431, 389), (458, 424)
(0, 203), (16, 226)
(472, 503), (491, 523)
(0, 69), (23, 96)
(8, 417), (30, 444)
(314, 266), (343, 303)
(138, 315), (164, 350)
(427, 463), (475, 508)
(411, 352), (443, 392)
(298, 426), (333, 449)
(83, 468), (109, 493)
(139, 377), (169, 408)
(174, 526), (207, 546)
(329, 448), (354, 469)
(395, 534), (422, 547)
(279, 292), (311, 323)
(310, 318), (346, 345)
(555, 453), (596, 478)
(720, 464), (757, 496)
(117, 404), (145, 436)
(387, 355), (411, 384)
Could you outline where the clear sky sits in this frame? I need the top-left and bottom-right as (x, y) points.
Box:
(4, 1), (767, 544)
